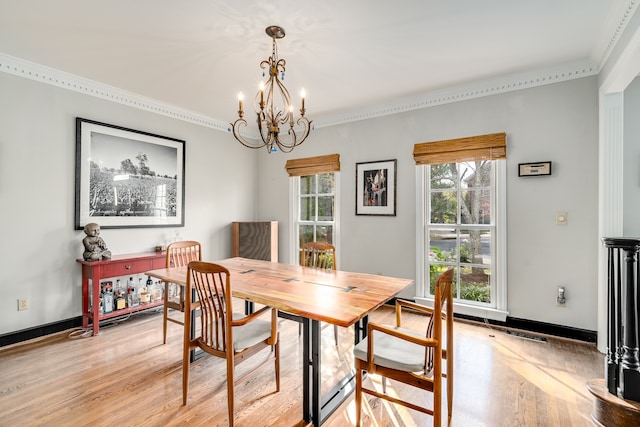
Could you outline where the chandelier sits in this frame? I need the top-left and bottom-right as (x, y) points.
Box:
(230, 25), (312, 153)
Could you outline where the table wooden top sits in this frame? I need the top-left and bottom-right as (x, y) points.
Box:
(145, 257), (414, 328)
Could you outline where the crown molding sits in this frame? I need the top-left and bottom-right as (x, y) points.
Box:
(594, 0), (640, 70)
(312, 60), (598, 129)
(0, 53), (603, 133)
(0, 52), (230, 132)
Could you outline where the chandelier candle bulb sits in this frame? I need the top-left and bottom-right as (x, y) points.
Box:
(238, 93), (243, 115)
(301, 89), (305, 112)
(259, 82), (265, 107)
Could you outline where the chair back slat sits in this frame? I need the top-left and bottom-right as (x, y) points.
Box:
(188, 261), (231, 352)
(300, 241), (336, 270)
(167, 241), (202, 268)
(425, 268), (454, 371)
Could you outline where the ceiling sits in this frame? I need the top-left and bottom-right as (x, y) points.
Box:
(0, 1), (629, 128)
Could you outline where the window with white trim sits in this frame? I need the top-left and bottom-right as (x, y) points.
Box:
(298, 173), (336, 245)
(286, 154), (340, 264)
(414, 134), (507, 320)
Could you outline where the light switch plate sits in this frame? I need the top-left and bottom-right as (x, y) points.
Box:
(556, 211), (567, 225)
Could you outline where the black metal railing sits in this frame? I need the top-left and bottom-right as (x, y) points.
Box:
(603, 237), (640, 402)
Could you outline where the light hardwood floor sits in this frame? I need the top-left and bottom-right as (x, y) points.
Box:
(0, 304), (602, 426)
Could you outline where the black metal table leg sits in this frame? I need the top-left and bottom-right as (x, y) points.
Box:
(354, 315), (369, 345)
(302, 317), (311, 423)
(302, 318), (322, 426)
(245, 300), (254, 315)
(189, 287), (200, 362)
(303, 316), (369, 426)
(311, 320), (321, 426)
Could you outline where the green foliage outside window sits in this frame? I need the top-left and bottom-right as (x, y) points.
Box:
(429, 246), (490, 303)
(428, 161), (493, 304)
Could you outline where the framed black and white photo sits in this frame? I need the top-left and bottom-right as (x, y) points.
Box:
(356, 159), (397, 216)
(75, 118), (185, 229)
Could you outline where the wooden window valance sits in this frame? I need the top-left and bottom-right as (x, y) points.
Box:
(413, 132), (506, 165)
(285, 153), (341, 177)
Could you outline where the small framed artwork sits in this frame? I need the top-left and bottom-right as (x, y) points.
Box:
(518, 161), (552, 177)
(356, 159), (397, 216)
(75, 118), (186, 229)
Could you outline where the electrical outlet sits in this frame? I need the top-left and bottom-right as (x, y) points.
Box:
(17, 298), (28, 311)
(557, 286), (566, 306)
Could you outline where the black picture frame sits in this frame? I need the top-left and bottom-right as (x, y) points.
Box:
(356, 159), (397, 216)
(75, 118), (185, 229)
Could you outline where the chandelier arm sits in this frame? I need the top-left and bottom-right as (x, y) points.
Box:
(293, 117), (312, 147)
(275, 131), (295, 153)
(256, 113), (272, 148)
(273, 117), (312, 153)
(231, 118), (262, 149)
(273, 77), (293, 125)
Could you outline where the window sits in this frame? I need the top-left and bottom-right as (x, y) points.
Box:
(414, 134), (507, 320)
(286, 154), (341, 264)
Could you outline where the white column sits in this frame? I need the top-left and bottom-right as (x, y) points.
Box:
(598, 92), (624, 352)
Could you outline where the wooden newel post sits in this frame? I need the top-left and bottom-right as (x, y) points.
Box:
(602, 237), (640, 402)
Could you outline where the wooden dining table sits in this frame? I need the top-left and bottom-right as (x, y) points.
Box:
(145, 256), (414, 426)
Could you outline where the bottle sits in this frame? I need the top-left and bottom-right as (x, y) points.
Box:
(100, 281), (114, 314)
(146, 276), (155, 301)
(127, 277), (140, 307)
(103, 290), (114, 313)
(115, 279), (126, 310)
(139, 277), (150, 304)
(153, 280), (163, 302)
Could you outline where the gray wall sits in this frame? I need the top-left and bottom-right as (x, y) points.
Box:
(258, 76), (599, 331)
(0, 72), (258, 335)
(0, 71), (600, 336)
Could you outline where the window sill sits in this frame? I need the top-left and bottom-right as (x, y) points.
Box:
(414, 297), (508, 322)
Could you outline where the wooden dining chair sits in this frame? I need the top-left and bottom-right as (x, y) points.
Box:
(163, 240), (202, 344)
(354, 268), (455, 426)
(300, 241), (338, 345)
(182, 261), (280, 426)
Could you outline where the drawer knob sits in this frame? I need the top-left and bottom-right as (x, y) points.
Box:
(125, 264), (131, 270)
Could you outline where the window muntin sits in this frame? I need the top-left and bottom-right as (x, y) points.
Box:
(298, 173), (335, 246)
(427, 161), (495, 307)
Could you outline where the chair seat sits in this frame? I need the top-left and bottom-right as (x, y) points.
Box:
(233, 318), (273, 352)
(354, 325), (427, 373)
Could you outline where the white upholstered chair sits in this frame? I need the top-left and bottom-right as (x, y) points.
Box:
(354, 268), (455, 426)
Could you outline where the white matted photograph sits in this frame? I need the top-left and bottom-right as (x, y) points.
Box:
(355, 159), (397, 216)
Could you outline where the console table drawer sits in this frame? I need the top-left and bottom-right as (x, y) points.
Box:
(101, 259), (155, 277)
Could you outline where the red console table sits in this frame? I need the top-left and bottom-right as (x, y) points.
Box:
(77, 251), (166, 335)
